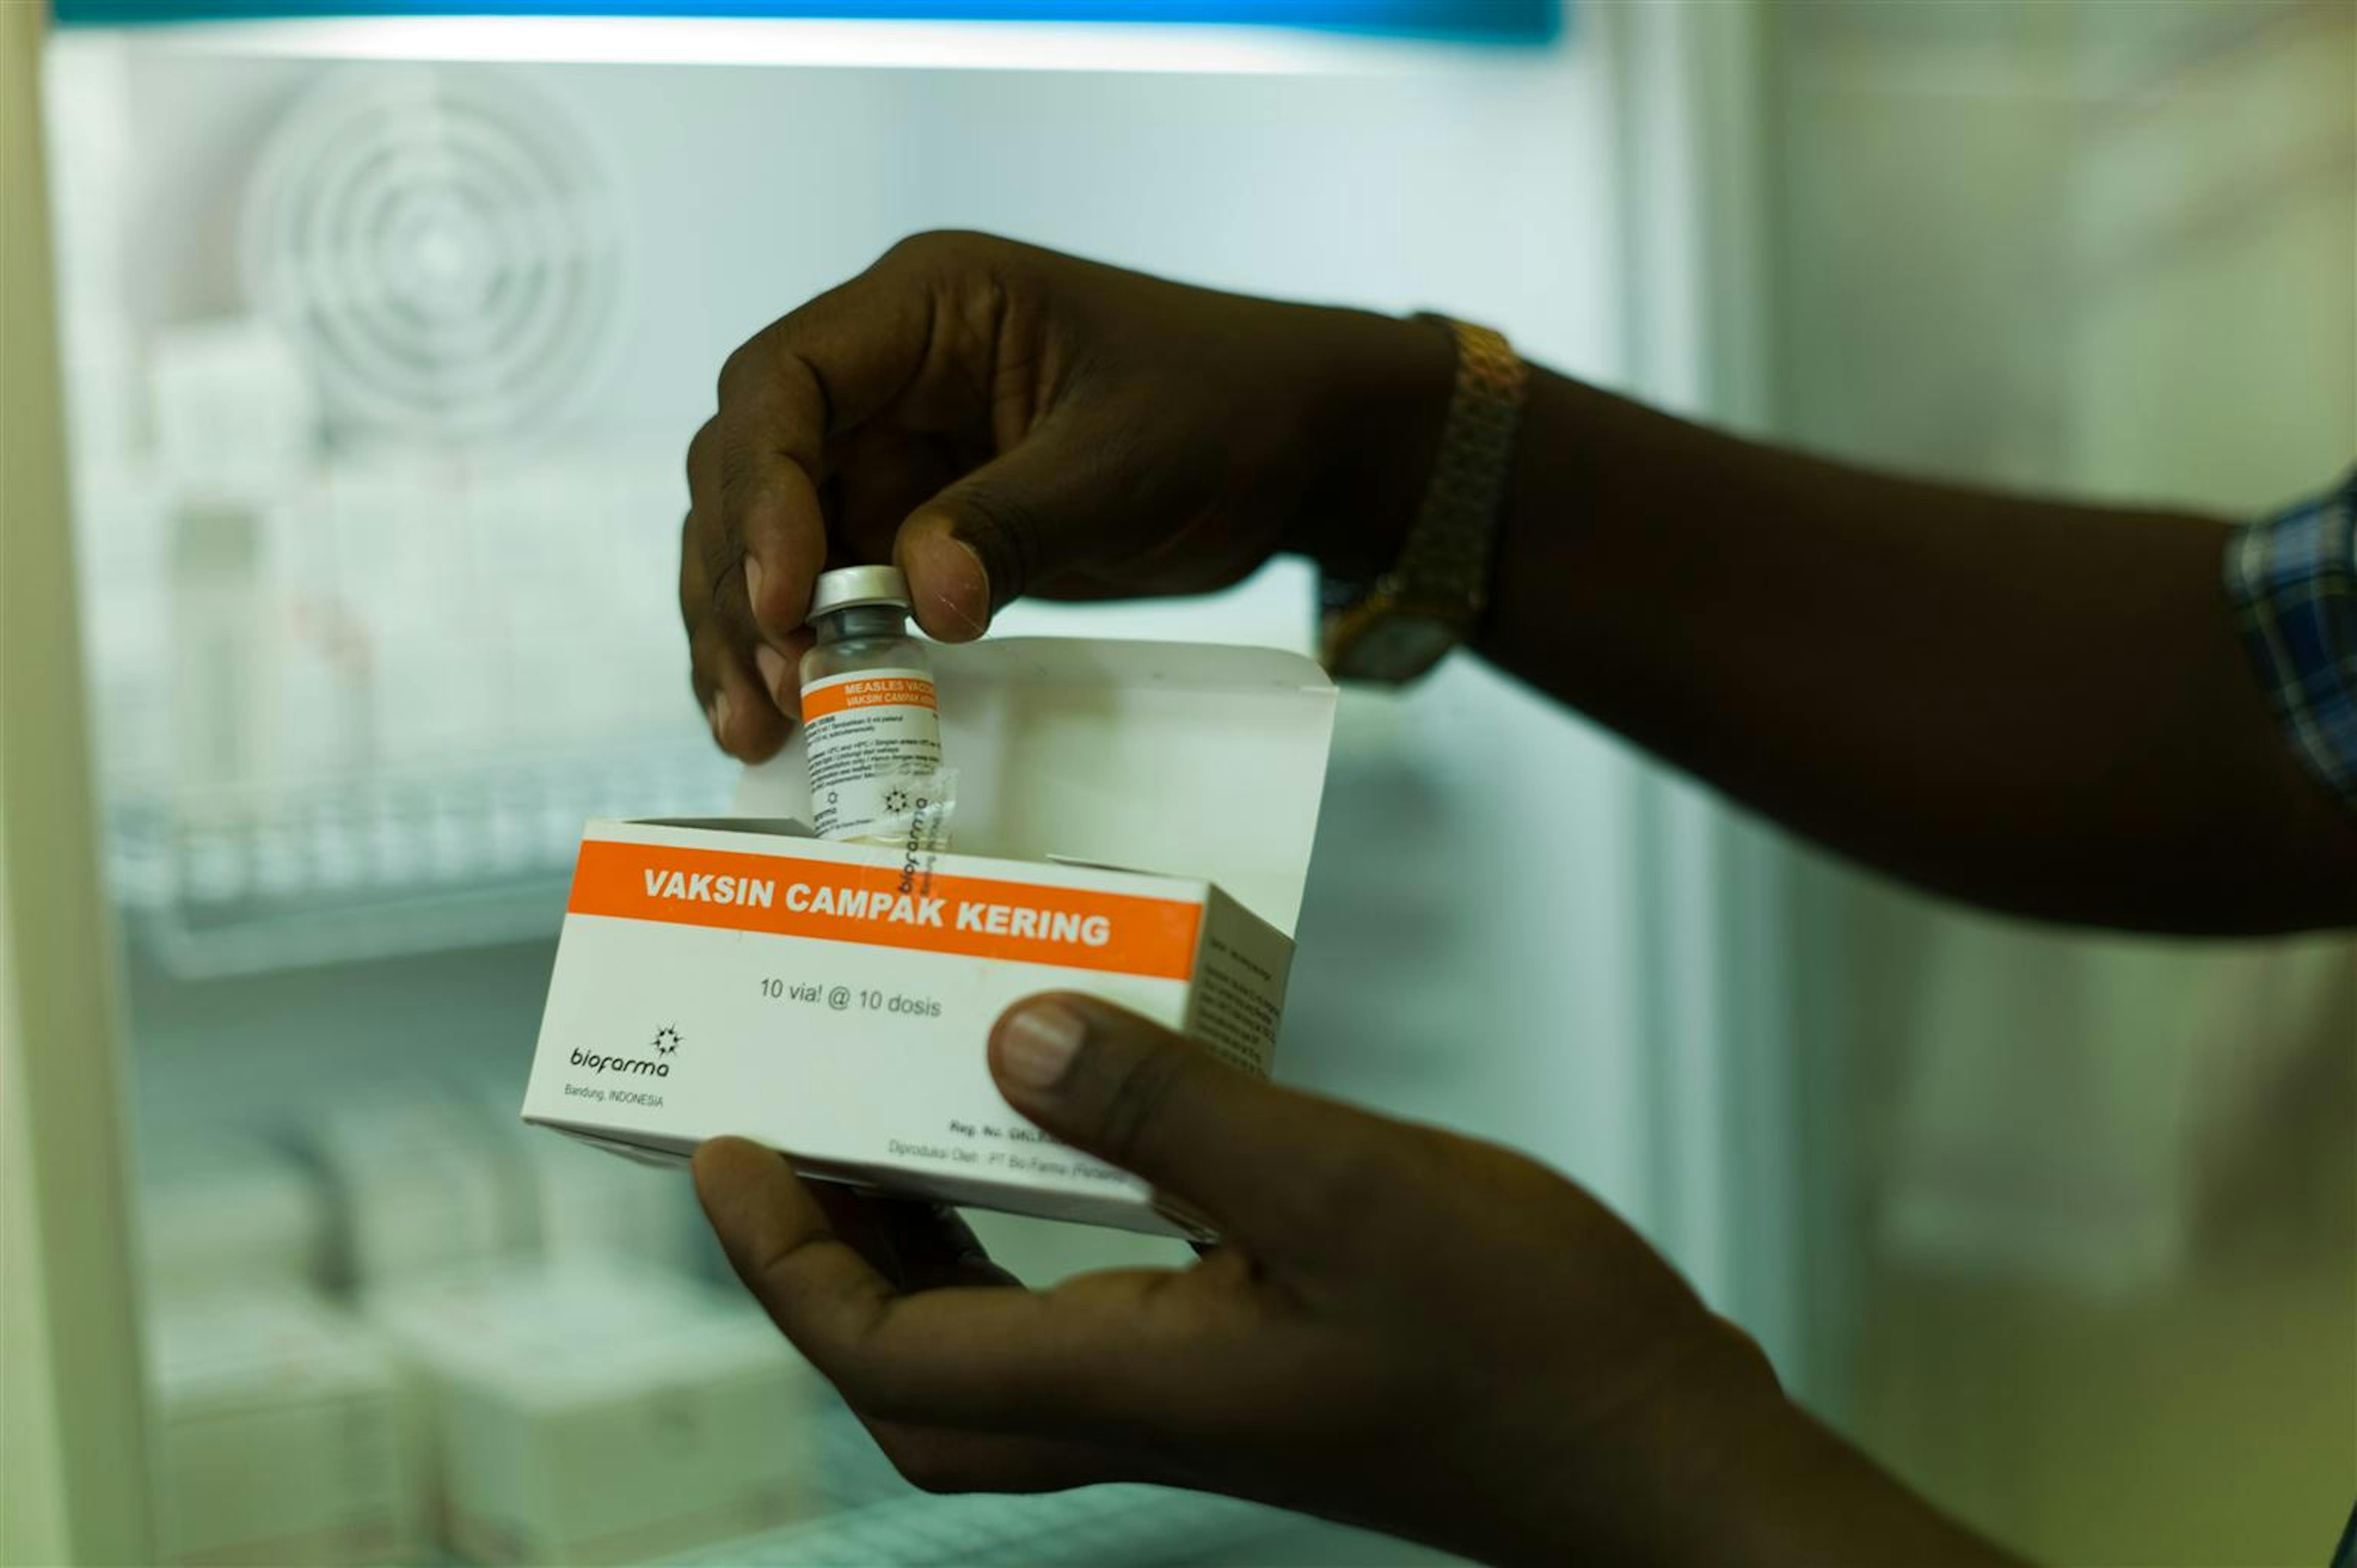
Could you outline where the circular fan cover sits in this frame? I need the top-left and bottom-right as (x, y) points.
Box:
(241, 66), (627, 440)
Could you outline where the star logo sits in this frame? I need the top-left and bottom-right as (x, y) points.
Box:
(652, 1025), (682, 1056)
(884, 787), (911, 814)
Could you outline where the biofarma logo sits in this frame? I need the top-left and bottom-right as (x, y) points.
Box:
(571, 1024), (682, 1079)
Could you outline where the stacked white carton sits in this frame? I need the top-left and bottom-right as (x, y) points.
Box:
(138, 1133), (328, 1299)
(367, 1263), (818, 1564)
(304, 1099), (537, 1290)
(147, 1292), (429, 1567)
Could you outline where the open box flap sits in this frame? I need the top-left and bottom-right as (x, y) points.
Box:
(732, 638), (1336, 936)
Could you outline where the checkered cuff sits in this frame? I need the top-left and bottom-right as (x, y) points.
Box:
(2226, 471), (2357, 815)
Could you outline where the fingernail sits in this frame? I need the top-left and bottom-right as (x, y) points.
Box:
(710, 688), (734, 746)
(999, 1002), (1085, 1089)
(903, 523), (991, 639)
(755, 644), (789, 700)
(744, 555), (767, 618)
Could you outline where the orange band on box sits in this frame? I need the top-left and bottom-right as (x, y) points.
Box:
(566, 839), (1203, 980)
(801, 677), (938, 722)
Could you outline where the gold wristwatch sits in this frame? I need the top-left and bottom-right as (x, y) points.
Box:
(1319, 314), (1528, 684)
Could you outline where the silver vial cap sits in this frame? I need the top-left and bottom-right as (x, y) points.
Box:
(807, 564), (913, 619)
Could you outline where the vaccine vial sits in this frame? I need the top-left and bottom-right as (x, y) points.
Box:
(799, 565), (946, 845)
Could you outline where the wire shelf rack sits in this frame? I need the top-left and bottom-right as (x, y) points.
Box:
(665, 1487), (1296, 1568)
(107, 738), (731, 978)
(661, 1400), (1297, 1567)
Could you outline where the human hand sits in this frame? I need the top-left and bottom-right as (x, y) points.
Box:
(679, 231), (1453, 759)
(692, 995), (2006, 1565)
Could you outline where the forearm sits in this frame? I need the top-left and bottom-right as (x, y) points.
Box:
(1465, 370), (2357, 933)
(1500, 1331), (2018, 1568)
(1668, 1382), (2025, 1567)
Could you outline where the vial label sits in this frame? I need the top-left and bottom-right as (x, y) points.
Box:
(801, 667), (944, 841)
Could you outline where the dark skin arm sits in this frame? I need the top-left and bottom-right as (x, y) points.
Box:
(1471, 373), (2354, 933)
(682, 232), (2357, 936)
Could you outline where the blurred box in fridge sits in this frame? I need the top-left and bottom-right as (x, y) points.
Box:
(147, 1290), (430, 1567)
(148, 316), (317, 505)
(366, 1264), (817, 1565)
(138, 1132), (328, 1298)
(521, 1114), (710, 1276)
(302, 1099), (538, 1290)
(471, 1086), (713, 1276)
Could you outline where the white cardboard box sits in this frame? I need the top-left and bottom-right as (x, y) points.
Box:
(524, 638), (1335, 1236)
(510, 1104), (709, 1274)
(304, 1099), (537, 1290)
(138, 1133), (328, 1299)
(147, 1291), (429, 1567)
(366, 1264), (817, 1565)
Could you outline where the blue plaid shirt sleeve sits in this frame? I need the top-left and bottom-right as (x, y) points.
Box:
(2225, 471), (2357, 815)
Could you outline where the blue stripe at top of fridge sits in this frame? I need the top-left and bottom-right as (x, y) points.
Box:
(56, 0), (1563, 47)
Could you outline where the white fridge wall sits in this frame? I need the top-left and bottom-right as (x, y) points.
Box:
(69, 48), (1620, 433)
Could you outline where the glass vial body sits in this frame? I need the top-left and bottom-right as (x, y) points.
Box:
(798, 567), (945, 845)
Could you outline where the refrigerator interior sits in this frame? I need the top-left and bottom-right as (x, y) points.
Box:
(41, 11), (1750, 1565)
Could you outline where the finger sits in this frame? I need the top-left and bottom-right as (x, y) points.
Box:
(681, 417), (747, 657)
(894, 511), (997, 644)
(683, 507), (782, 759)
(860, 1415), (1145, 1496)
(716, 256), (945, 646)
(987, 995), (1385, 1256)
(687, 418), (809, 713)
(679, 501), (720, 700)
(833, 427), (963, 568)
(681, 456), (796, 758)
(688, 598), (787, 762)
(696, 1138), (897, 1349)
(893, 410), (1125, 643)
(809, 1184), (1019, 1291)
(750, 625), (815, 723)
(693, 1137), (1225, 1432)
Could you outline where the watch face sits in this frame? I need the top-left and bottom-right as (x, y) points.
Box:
(1347, 614), (1461, 681)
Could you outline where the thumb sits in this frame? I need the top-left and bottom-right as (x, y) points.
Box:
(892, 410), (1121, 643)
(987, 993), (1367, 1248)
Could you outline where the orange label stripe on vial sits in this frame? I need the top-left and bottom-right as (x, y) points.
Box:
(802, 677), (938, 722)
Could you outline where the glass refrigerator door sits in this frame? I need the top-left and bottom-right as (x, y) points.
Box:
(6, 6), (151, 1561)
(34, 6), (1798, 1564)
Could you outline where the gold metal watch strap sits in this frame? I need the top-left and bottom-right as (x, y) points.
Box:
(1385, 314), (1528, 617)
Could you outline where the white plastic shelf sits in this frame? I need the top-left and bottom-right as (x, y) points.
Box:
(654, 1395), (1301, 1568)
